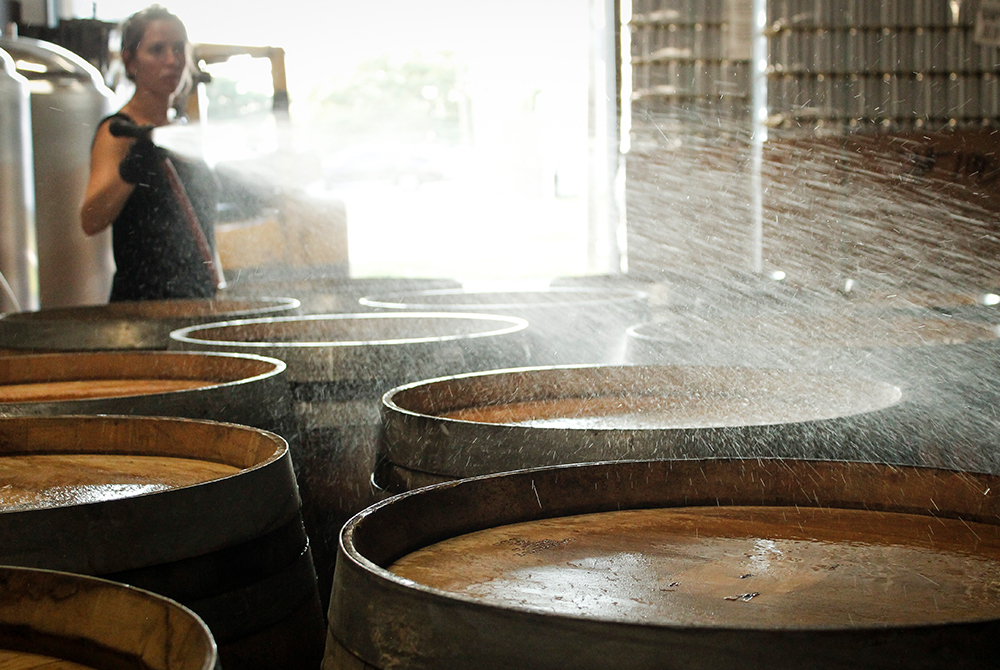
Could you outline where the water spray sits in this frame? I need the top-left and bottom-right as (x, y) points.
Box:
(109, 117), (226, 290)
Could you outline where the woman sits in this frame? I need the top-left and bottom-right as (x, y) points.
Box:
(81, 4), (220, 301)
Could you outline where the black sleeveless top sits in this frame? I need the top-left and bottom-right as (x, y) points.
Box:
(100, 113), (220, 302)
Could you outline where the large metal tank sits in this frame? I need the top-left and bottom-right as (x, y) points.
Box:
(0, 36), (115, 308)
(0, 46), (38, 312)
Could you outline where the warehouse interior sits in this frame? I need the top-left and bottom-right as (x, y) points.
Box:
(3, 1), (1000, 669)
(4, 0), (1000, 306)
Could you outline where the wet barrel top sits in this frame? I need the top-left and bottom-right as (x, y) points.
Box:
(332, 458), (1000, 670)
(0, 350), (284, 405)
(629, 311), (1000, 350)
(223, 275), (463, 314)
(377, 364), (902, 488)
(0, 351), (291, 436)
(624, 310), (1000, 479)
(0, 415), (297, 575)
(0, 413), (323, 670)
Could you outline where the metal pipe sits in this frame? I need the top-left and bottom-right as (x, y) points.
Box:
(0, 45), (38, 312)
(750, 0), (768, 275)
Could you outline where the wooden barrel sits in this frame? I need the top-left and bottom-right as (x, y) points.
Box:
(223, 275), (462, 315)
(376, 364), (902, 492)
(0, 565), (218, 670)
(0, 351), (292, 437)
(328, 458), (1000, 670)
(0, 415), (326, 670)
(168, 312), (531, 610)
(0, 297), (300, 352)
(625, 311), (1000, 473)
(359, 286), (651, 365)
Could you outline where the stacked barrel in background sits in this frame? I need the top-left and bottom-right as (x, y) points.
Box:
(626, 0), (1000, 296)
(627, 0), (759, 278)
(762, 0), (1000, 294)
(766, 0), (997, 127)
(629, 0), (753, 122)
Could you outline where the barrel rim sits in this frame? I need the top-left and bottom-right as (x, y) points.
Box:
(0, 412), (287, 470)
(0, 415), (300, 575)
(358, 286), (651, 310)
(169, 311), (530, 348)
(0, 564), (218, 670)
(0, 298), (304, 352)
(380, 363), (904, 428)
(338, 458), (1000, 634)
(0, 414), (289, 509)
(0, 351), (287, 405)
(0, 297), (302, 324)
(374, 364), (905, 484)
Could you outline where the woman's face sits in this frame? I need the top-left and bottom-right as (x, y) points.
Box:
(128, 18), (187, 97)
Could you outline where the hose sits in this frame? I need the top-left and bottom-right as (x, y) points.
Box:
(0, 268), (21, 312)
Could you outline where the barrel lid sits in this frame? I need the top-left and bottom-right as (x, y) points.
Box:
(333, 459), (1000, 670)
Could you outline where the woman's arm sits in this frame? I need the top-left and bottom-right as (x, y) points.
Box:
(80, 120), (136, 236)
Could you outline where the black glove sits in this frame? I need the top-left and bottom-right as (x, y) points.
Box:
(119, 136), (163, 185)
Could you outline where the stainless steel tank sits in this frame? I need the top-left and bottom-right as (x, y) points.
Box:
(0, 36), (115, 308)
(0, 47), (38, 313)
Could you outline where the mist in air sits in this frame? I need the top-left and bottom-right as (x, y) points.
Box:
(97, 0), (1000, 477)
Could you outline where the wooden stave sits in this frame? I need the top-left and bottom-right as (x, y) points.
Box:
(329, 458), (1000, 670)
(0, 565), (218, 670)
(187, 536), (326, 670)
(168, 312), (534, 609)
(374, 364), (904, 492)
(219, 586), (327, 670)
(103, 514), (319, 638)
